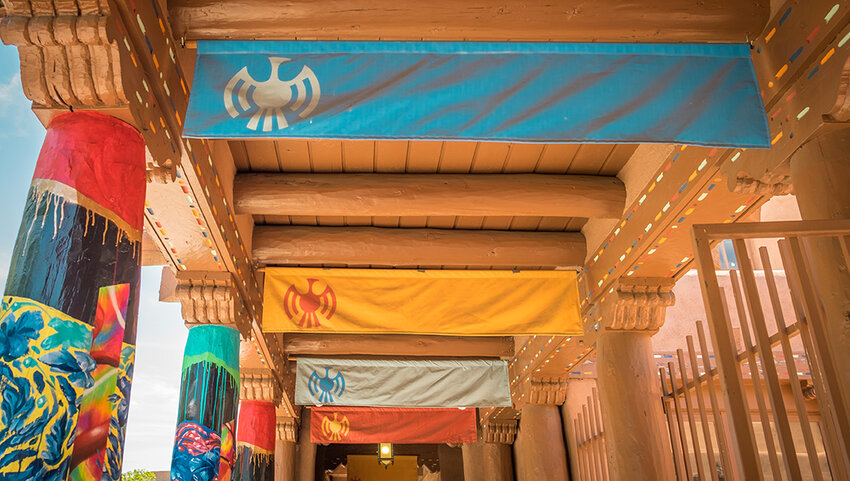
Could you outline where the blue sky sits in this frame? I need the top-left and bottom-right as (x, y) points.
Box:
(0, 45), (186, 472)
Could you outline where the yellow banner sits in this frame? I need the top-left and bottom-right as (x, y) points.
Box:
(262, 268), (581, 335)
(347, 455), (417, 481)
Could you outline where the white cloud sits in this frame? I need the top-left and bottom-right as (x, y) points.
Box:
(0, 72), (21, 101)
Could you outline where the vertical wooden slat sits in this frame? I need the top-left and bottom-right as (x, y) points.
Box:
(728, 270), (785, 480)
(676, 349), (708, 481)
(668, 362), (694, 480)
(686, 336), (720, 481)
(583, 404), (601, 481)
(779, 238), (848, 481)
(760, 245), (824, 481)
(696, 321), (738, 481)
(591, 388), (610, 481)
(574, 418), (587, 481)
(733, 239), (803, 481)
(784, 237), (850, 475)
(691, 226), (762, 480)
(587, 395), (605, 481)
(661, 368), (688, 481)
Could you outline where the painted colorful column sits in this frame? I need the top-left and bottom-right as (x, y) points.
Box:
(171, 325), (240, 481)
(0, 111), (145, 480)
(233, 400), (276, 481)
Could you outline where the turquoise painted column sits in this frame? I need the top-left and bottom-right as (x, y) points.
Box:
(0, 111), (145, 480)
(170, 325), (240, 481)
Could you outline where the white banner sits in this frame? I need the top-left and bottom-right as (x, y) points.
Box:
(295, 358), (511, 407)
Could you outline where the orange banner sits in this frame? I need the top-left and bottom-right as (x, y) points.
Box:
(311, 407), (477, 444)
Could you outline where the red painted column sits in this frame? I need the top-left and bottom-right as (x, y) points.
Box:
(234, 400), (276, 481)
(0, 111), (146, 480)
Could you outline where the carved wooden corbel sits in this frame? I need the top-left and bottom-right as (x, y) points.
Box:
(481, 420), (518, 444)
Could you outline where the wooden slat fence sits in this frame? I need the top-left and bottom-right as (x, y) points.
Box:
(573, 387), (610, 481)
(659, 220), (850, 481)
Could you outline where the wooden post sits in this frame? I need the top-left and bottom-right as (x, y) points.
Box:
(513, 404), (570, 481)
(0, 112), (145, 481)
(483, 442), (515, 481)
(275, 418), (297, 481)
(789, 127), (850, 422)
(462, 442), (487, 481)
(295, 410), (316, 481)
(234, 400), (276, 481)
(594, 278), (676, 481)
(438, 444), (465, 481)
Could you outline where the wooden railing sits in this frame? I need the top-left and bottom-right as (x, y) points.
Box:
(659, 220), (850, 481)
(573, 386), (610, 481)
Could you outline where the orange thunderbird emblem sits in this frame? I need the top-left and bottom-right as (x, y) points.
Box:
(282, 278), (336, 328)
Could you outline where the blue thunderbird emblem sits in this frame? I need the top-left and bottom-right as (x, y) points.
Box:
(308, 367), (346, 403)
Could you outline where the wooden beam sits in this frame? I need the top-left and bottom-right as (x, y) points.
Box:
(253, 226), (585, 267)
(235, 173), (625, 219)
(283, 334), (514, 359)
(169, 0), (767, 43)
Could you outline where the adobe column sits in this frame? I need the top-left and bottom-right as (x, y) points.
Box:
(275, 417), (298, 481)
(170, 274), (242, 481)
(0, 112), (145, 480)
(481, 421), (516, 481)
(512, 381), (569, 481)
(789, 127), (850, 420)
(594, 278), (675, 481)
(295, 409), (316, 481)
(234, 368), (278, 481)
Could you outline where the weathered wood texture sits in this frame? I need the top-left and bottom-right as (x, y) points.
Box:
(252, 226), (585, 267)
(169, 0), (767, 42)
(283, 334), (514, 359)
(234, 173), (625, 219)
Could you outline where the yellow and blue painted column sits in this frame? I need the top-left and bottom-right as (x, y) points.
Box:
(0, 111), (146, 480)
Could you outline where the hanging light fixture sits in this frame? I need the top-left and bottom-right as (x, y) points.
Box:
(378, 443), (394, 467)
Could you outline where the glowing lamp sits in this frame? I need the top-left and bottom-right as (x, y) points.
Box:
(378, 443), (394, 467)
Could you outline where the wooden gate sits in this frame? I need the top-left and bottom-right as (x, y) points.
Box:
(572, 386), (610, 481)
(659, 220), (850, 481)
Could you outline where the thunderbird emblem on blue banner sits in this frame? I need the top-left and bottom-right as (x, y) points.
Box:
(186, 41), (769, 147)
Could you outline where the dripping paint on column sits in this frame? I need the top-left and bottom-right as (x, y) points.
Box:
(171, 325), (240, 481)
(233, 400), (276, 481)
(0, 111), (145, 481)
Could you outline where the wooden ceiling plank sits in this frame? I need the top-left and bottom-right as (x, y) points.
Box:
(274, 139), (311, 172)
(438, 142), (478, 173)
(307, 140), (343, 172)
(502, 144), (545, 173)
(252, 225), (586, 267)
(598, 144), (639, 176)
(170, 0), (768, 43)
(406, 141), (443, 172)
(469, 142), (511, 173)
(243, 140), (280, 172)
(228, 141), (251, 171)
(375, 140), (408, 172)
(567, 144), (617, 174)
(234, 173), (626, 219)
(283, 334), (515, 359)
(535, 144), (582, 173)
(341, 140), (376, 172)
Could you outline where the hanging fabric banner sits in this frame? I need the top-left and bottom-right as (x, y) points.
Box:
(186, 40), (769, 147)
(262, 268), (582, 335)
(311, 407), (477, 444)
(295, 358), (511, 407)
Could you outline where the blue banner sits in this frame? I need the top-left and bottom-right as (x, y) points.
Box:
(185, 41), (769, 147)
